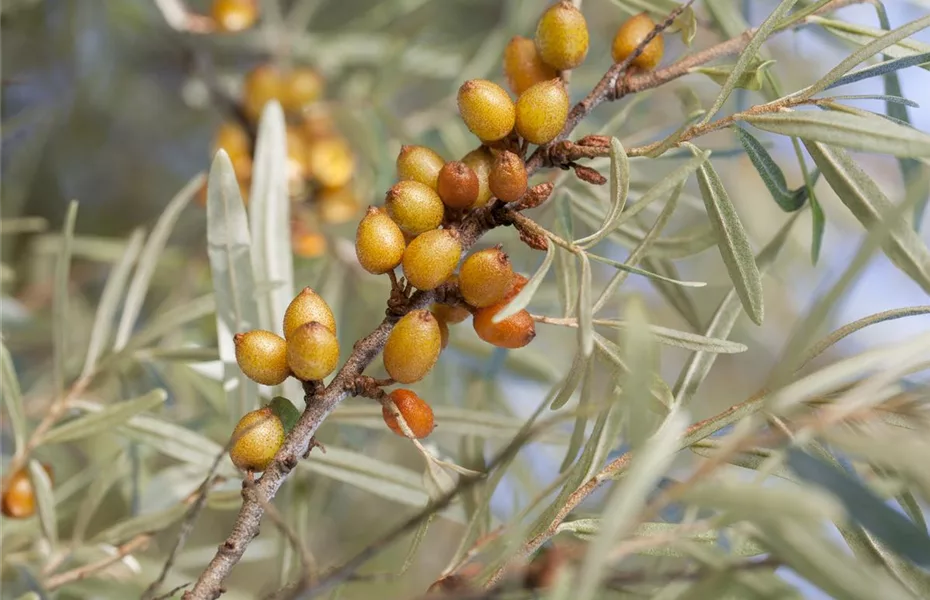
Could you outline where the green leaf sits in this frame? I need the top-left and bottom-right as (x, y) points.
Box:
(53, 201), (78, 395)
(744, 111), (930, 158)
(554, 193), (577, 317)
(575, 138), (629, 248)
(826, 94), (919, 107)
(113, 175), (202, 351)
(559, 520), (766, 557)
(809, 185), (826, 264)
(577, 255), (593, 358)
(805, 142), (930, 294)
(603, 321), (748, 354)
(587, 253), (706, 287)
(692, 147), (765, 325)
(72, 452), (128, 543)
(595, 333), (673, 411)
(693, 58), (776, 91)
(1, 341), (26, 454)
(549, 352), (589, 411)
(92, 502), (189, 545)
(42, 389), (167, 445)
(620, 297), (660, 448)
(207, 150), (262, 418)
(268, 396), (300, 433)
(493, 242), (554, 323)
(734, 127), (807, 212)
(28, 460), (57, 547)
(826, 52), (930, 90)
(118, 413), (226, 468)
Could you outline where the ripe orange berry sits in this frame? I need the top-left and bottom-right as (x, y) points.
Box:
(459, 247), (515, 308)
(1, 464), (52, 519)
(432, 302), (470, 324)
(436, 161), (480, 210)
(229, 407), (284, 472)
(211, 0), (258, 33)
(473, 302), (536, 349)
(287, 322), (340, 381)
(383, 310), (442, 383)
(382, 389), (435, 439)
(535, 1), (589, 70)
(292, 230), (327, 258)
(234, 330), (291, 386)
(503, 35), (559, 96)
(281, 67), (325, 114)
(318, 185), (360, 224)
(213, 121), (252, 158)
(612, 13), (664, 70)
(385, 180), (445, 236)
(402, 229), (462, 291)
(489, 151), (528, 202)
(243, 65), (283, 122)
(515, 79), (569, 145)
(396, 145), (445, 189)
(283, 287), (336, 339)
(461, 147), (495, 208)
(457, 80), (516, 143)
(306, 136), (355, 189)
(356, 206), (406, 274)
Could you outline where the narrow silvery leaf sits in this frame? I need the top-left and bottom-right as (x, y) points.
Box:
(558, 360), (594, 472)
(73, 452), (128, 543)
(42, 389), (167, 445)
(575, 138), (629, 248)
(493, 242), (554, 323)
(595, 333), (674, 410)
(693, 58), (776, 91)
(602, 321), (747, 354)
(621, 296), (659, 448)
(810, 184), (826, 264)
(92, 503), (190, 545)
(29, 460), (57, 547)
(745, 111), (930, 158)
(805, 142), (930, 294)
(826, 52), (930, 90)
(577, 254), (593, 357)
(53, 201), (78, 395)
(734, 127), (806, 211)
(1, 342), (26, 454)
(113, 175), (202, 351)
(554, 193), (577, 317)
(123, 294), (215, 352)
(826, 94), (919, 107)
(693, 148), (765, 325)
(587, 253), (706, 287)
(549, 352), (589, 410)
(118, 413), (225, 467)
(207, 151), (262, 417)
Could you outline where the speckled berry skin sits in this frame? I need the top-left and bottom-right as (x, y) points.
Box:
(286, 322), (340, 381)
(437, 161), (480, 210)
(535, 1), (589, 71)
(383, 310), (442, 383)
(383, 389), (435, 438)
(432, 302), (470, 324)
(515, 79), (570, 145)
(612, 12), (664, 70)
(503, 35), (559, 95)
(396, 145), (445, 189)
(356, 206), (405, 274)
(386, 180), (445, 236)
(283, 287), (336, 340)
(229, 407), (285, 472)
(461, 147), (495, 208)
(402, 229), (462, 291)
(459, 247), (515, 308)
(457, 80), (516, 143)
(489, 151), (528, 202)
(472, 275), (536, 349)
(306, 136), (355, 189)
(234, 330), (291, 386)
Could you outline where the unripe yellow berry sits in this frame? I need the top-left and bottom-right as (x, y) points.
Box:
(612, 12), (664, 70)
(461, 147), (495, 208)
(457, 80), (516, 143)
(437, 161), (480, 210)
(383, 310), (442, 383)
(535, 1), (589, 71)
(356, 206), (406, 274)
(281, 67), (325, 114)
(402, 229), (462, 291)
(503, 35), (559, 96)
(459, 247), (515, 308)
(283, 287), (336, 340)
(317, 185), (360, 225)
(435, 313), (450, 350)
(212, 0), (258, 33)
(285, 127), (310, 196)
(213, 121), (252, 158)
(306, 136), (355, 189)
(515, 79), (569, 145)
(287, 321), (340, 381)
(243, 65), (283, 122)
(432, 302), (470, 324)
(229, 407), (284, 472)
(489, 151), (528, 202)
(383, 389), (435, 438)
(396, 145), (445, 189)
(385, 180), (445, 236)
(234, 330), (291, 386)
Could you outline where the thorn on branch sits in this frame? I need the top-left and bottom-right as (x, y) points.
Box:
(303, 437), (326, 459)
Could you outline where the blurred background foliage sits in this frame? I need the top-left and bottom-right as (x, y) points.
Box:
(2, 0), (930, 599)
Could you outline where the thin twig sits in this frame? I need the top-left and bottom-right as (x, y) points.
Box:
(44, 534), (151, 591)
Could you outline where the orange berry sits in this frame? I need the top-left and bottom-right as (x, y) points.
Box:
(535, 1), (589, 70)
(285, 127), (310, 196)
(396, 145), (445, 189)
(212, 0), (258, 33)
(434, 313), (450, 350)
(402, 229), (462, 291)
(306, 136), (355, 189)
(229, 407), (284, 472)
(461, 147), (495, 208)
(489, 150), (528, 202)
(383, 310), (442, 383)
(292, 230), (327, 258)
(385, 180), (445, 236)
(317, 185), (360, 225)
(301, 108), (337, 140)
(356, 206), (405, 274)
(1, 464), (52, 519)
(213, 121), (252, 158)
(432, 302), (470, 324)
(283, 287), (336, 339)
(243, 65), (283, 122)
(234, 330), (291, 386)
(437, 161), (480, 210)
(473, 302), (536, 349)
(515, 79), (569, 145)
(281, 67), (325, 114)
(459, 246), (515, 308)
(457, 80), (516, 143)
(612, 12), (664, 70)
(382, 389), (435, 439)
(286, 321), (340, 381)
(503, 35), (559, 96)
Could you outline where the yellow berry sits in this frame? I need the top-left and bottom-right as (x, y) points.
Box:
(535, 1), (589, 71)
(385, 180), (445, 236)
(489, 150), (528, 202)
(1, 464), (53, 519)
(234, 330), (291, 386)
(435, 313), (450, 350)
(457, 80), (516, 143)
(612, 12), (664, 70)
(437, 161), (479, 210)
(461, 147), (495, 208)
(317, 185), (360, 225)
(243, 65), (283, 122)
(459, 247), (515, 308)
(286, 127), (310, 196)
(356, 206), (405, 274)
(229, 407), (284, 472)
(283, 287), (336, 339)
(515, 79), (569, 145)
(213, 121), (252, 157)
(292, 230), (327, 258)
(286, 322), (340, 381)
(503, 35), (559, 96)
(402, 229), (462, 291)
(212, 0), (258, 33)
(431, 302), (470, 324)
(281, 67), (325, 114)
(306, 136), (355, 189)
(383, 310), (442, 383)
(302, 108), (337, 140)
(382, 389), (435, 438)
(396, 145), (445, 189)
